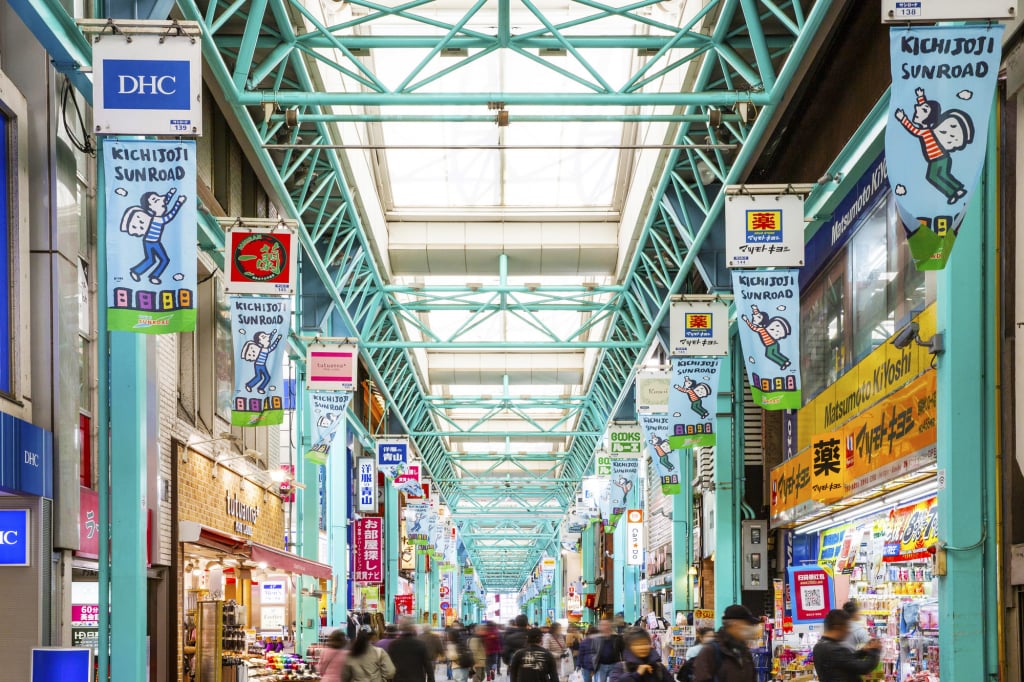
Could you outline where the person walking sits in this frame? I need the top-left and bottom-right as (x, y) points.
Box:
(390, 619), (437, 682)
(591, 618), (624, 682)
(378, 624), (400, 652)
(691, 605), (760, 682)
(542, 622), (571, 680)
(675, 627), (714, 682)
(470, 624), (489, 682)
(812, 609), (882, 682)
(503, 615), (531, 666)
(509, 629), (560, 682)
(318, 630), (348, 682)
(841, 602), (870, 651)
(345, 628), (397, 682)
(576, 626), (596, 682)
(421, 624), (446, 667)
(451, 626), (477, 682)
(483, 621), (503, 679)
(608, 628), (673, 682)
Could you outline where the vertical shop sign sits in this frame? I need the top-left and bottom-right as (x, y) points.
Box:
(608, 456), (639, 530)
(732, 270), (801, 409)
(306, 392), (352, 464)
(725, 192), (805, 268)
(104, 139), (197, 333)
(668, 357), (722, 449)
(626, 509), (644, 566)
(306, 341), (358, 392)
(0, 509), (29, 566)
(608, 426), (642, 457)
(639, 414), (680, 495)
(887, 25), (1003, 270)
(636, 371), (670, 414)
(376, 438), (409, 480)
(809, 431), (846, 503)
(230, 296), (290, 426)
(787, 566), (834, 624)
(595, 451), (613, 477)
(353, 517), (383, 583)
(358, 458), (377, 512)
(669, 298), (729, 356)
(224, 223), (297, 295)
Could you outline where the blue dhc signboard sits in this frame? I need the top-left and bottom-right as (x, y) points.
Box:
(101, 59), (191, 110)
(0, 509), (30, 566)
(32, 648), (91, 682)
(0, 412), (53, 498)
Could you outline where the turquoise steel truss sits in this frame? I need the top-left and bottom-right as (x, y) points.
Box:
(12, 0), (833, 592)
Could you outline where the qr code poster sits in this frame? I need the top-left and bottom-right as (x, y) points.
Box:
(787, 565), (834, 624)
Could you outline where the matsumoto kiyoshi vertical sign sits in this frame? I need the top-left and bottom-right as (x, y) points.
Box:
(225, 223), (298, 295)
(305, 391), (352, 464)
(668, 357), (722, 449)
(669, 298), (729, 356)
(725, 192), (805, 268)
(377, 438), (409, 480)
(608, 456), (639, 529)
(104, 139), (196, 333)
(887, 25), (1003, 269)
(732, 270), (801, 409)
(639, 414), (680, 495)
(231, 297), (290, 426)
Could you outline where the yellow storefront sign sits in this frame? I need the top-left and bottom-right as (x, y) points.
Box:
(797, 304), (936, 451)
(770, 435), (847, 524)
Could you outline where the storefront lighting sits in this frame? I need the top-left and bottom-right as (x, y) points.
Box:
(795, 477), (938, 535)
(688, 565), (698, 576)
(269, 469), (288, 483)
(257, 561), (268, 570)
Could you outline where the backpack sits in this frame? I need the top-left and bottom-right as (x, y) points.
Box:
(457, 640), (475, 669)
(675, 642), (721, 682)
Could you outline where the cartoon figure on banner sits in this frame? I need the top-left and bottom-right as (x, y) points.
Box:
(742, 305), (792, 370)
(242, 329), (282, 394)
(396, 478), (424, 497)
(613, 476), (633, 505)
(894, 87), (974, 205)
(648, 435), (676, 472)
(673, 377), (711, 419)
(121, 188), (188, 285)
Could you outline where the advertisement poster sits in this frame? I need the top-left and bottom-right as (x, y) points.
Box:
(639, 414), (680, 495)
(668, 357), (721, 449)
(305, 391), (352, 464)
(377, 438), (409, 480)
(887, 25), (1003, 269)
(393, 463), (422, 496)
(353, 517), (383, 583)
(608, 455), (639, 530)
(669, 298), (729, 356)
(306, 341), (358, 392)
(357, 457), (377, 512)
(104, 139), (197, 333)
(884, 497), (938, 562)
(225, 223), (297, 295)
(405, 506), (430, 546)
(395, 594), (415, 616)
(230, 296), (290, 426)
(732, 270), (801, 409)
(360, 586), (381, 612)
(636, 371), (670, 414)
(725, 192), (805, 268)
(787, 566), (834, 624)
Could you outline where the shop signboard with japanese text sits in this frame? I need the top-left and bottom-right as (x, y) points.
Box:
(787, 566), (834, 624)
(725, 193), (805, 268)
(639, 414), (680, 495)
(608, 426), (642, 457)
(377, 438), (409, 480)
(306, 341), (358, 392)
(393, 463), (422, 497)
(104, 139), (196, 333)
(395, 594), (415, 616)
(225, 223), (297, 295)
(354, 517), (383, 583)
(887, 25), (1003, 269)
(594, 451), (612, 477)
(733, 270), (801, 409)
(668, 357), (721, 449)
(883, 497), (938, 562)
(669, 298), (729, 356)
(636, 371), (670, 414)
(306, 392), (352, 464)
(626, 510), (644, 566)
(231, 297), (290, 426)
(358, 458), (377, 512)
(882, 0), (1017, 21)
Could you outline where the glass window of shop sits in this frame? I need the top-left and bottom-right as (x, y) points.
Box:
(801, 195), (935, 401)
(0, 112), (12, 395)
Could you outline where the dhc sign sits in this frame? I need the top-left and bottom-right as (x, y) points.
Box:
(102, 59), (191, 110)
(0, 509), (30, 566)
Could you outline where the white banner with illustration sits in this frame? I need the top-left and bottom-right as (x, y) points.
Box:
(230, 296), (291, 426)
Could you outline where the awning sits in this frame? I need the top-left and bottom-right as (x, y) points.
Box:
(250, 543), (332, 581)
(179, 521), (249, 554)
(179, 521), (333, 580)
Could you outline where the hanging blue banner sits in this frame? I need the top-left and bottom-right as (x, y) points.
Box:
(104, 139), (196, 332)
(668, 357), (722, 449)
(639, 414), (680, 495)
(887, 24), (1003, 270)
(732, 270), (801, 410)
(376, 438), (409, 480)
(305, 392), (352, 464)
(230, 296), (291, 426)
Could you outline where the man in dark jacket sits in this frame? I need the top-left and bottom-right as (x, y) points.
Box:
(812, 610), (882, 682)
(502, 615), (531, 665)
(390, 619), (437, 682)
(592, 618), (624, 682)
(509, 629), (559, 682)
(692, 604), (760, 682)
(608, 628), (673, 682)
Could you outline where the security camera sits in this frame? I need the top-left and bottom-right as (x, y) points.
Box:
(891, 321), (920, 350)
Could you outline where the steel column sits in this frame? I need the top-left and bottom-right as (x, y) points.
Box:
(297, 374), (322, 654)
(622, 477), (641, 623)
(328, 419), (349, 627)
(672, 449), (695, 612)
(582, 523), (596, 626)
(713, 342), (741, 620)
(385, 483), (400, 622)
(416, 551), (428, 623)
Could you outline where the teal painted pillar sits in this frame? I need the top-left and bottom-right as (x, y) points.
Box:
(108, 332), (148, 680)
(622, 482), (641, 623)
(935, 112), (999, 680)
(582, 523), (596, 625)
(415, 552), (428, 623)
(672, 448), (695, 613)
(327, 420), (349, 627)
(385, 483), (399, 622)
(297, 376), (321, 654)
(713, 342), (741, 619)
(429, 558), (440, 626)
(613, 520), (625, 617)
(553, 557), (563, 621)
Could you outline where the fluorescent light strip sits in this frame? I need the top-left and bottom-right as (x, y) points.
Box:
(795, 477), (938, 536)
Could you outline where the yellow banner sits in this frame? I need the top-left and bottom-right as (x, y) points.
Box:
(798, 304), (937, 451)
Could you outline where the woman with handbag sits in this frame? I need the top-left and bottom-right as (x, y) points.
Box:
(345, 627), (397, 682)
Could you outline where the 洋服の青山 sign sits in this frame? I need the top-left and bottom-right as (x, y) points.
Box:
(225, 223), (298, 295)
(377, 438), (409, 479)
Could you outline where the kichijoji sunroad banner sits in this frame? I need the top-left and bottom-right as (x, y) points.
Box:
(231, 296), (291, 426)
(887, 24), (1003, 269)
(305, 391), (352, 464)
(608, 455), (639, 531)
(104, 139), (196, 333)
(668, 357), (722, 449)
(732, 270), (801, 409)
(639, 414), (680, 495)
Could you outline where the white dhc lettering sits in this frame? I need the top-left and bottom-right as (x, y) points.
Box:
(117, 75), (177, 96)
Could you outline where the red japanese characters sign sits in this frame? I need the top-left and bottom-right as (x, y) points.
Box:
(77, 486), (100, 559)
(395, 594), (414, 616)
(225, 223), (297, 295)
(354, 517), (383, 583)
(787, 565), (834, 624)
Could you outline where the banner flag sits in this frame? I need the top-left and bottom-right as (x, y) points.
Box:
(230, 296), (290, 426)
(669, 298), (730, 356)
(394, 463), (422, 496)
(639, 414), (680, 495)
(376, 438), (409, 480)
(104, 139), (196, 333)
(724, 192), (805, 268)
(225, 222), (297, 295)
(668, 357), (722, 449)
(732, 270), (801, 410)
(405, 507), (430, 546)
(608, 455), (639, 531)
(636, 371), (670, 414)
(887, 25), (1003, 270)
(305, 391), (352, 464)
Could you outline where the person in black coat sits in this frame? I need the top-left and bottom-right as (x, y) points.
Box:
(503, 615), (531, 665)
(389, 620), (437, 682)
(608, 628), (673, 682)
(510, 629), (559, 682)
(812, 610), (882, 682)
